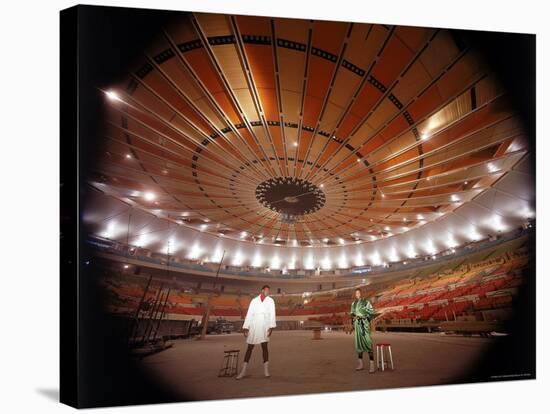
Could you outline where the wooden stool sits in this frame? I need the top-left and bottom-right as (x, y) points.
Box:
(375, 343), (394, 371)
(218, 349), (240, 377)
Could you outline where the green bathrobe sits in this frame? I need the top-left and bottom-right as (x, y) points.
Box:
(351, 298), (375, 354)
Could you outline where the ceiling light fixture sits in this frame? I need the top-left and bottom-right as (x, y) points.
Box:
(105, 90), (122, 102)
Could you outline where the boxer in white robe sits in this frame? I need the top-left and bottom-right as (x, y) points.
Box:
(236, 285), (276, 379)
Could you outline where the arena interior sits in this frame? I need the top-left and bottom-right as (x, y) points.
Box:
(78, 10), (536, 405)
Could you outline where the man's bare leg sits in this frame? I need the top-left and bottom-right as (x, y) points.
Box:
(261, 342), (270, 377)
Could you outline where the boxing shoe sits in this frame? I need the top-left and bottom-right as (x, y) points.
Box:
(236, 362), (248, 380)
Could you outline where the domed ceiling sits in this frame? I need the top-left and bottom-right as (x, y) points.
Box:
(90, 12), (531, 254)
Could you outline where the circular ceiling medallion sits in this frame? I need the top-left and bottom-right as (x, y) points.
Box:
(255, 177), (326, 222)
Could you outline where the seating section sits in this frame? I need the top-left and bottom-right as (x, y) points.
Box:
(473, 295), (514, 311)
(98, 248), (529, 324)
(99, 278), (249, 318)
(279, 250), (527, 323)
(372, 250), (528, 323)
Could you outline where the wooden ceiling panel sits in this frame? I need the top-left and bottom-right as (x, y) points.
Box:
(371, 36), (415, 86)
(418, 31), (461, 77)
(97, 14), (528, 245)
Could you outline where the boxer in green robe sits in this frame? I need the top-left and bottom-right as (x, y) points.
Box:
(350, 288), (375, 372)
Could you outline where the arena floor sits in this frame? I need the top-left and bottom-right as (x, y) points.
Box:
(140, 330), (492, 401)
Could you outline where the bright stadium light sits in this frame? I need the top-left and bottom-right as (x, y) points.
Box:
(521, 206), (535, 219)
(407, 244), (417, 258)
(232, 251), (244, 266)
(144, 192), (156, 201)
(105, 90), (122, 102)
(491, 214), (506, 232)
(304, 255), (315, 270)
(188, 243), (202, 260)
(102, 221), (116, 238)
(271, 256), (281, 269)
(388, 247), (399, 262)
(211, 248), (224, 263)
(288, 256), (296, 270)
(338, 254), (348, 269)
(133, 234), (146, 248)
(446, 235), (458, 248)
(425, 239), (436, 254)
(469, 226), (482, 240)
(252, 253), (263, 267)
(163, 237), (176, 254)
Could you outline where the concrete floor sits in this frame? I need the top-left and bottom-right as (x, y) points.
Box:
(141, 330), (491, 401)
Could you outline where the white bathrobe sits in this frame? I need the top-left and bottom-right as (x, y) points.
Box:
(242, 295), (276, 344)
